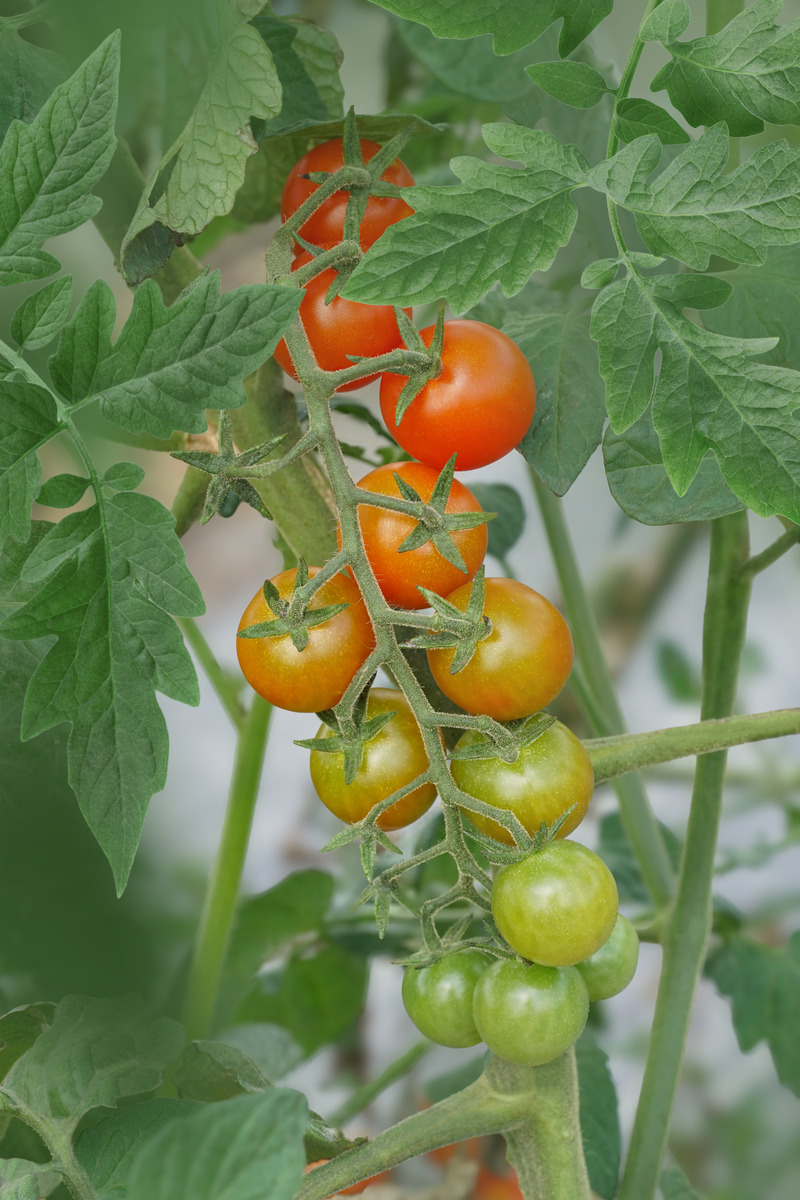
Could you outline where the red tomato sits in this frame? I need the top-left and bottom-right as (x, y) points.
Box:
(281, 137), (414, 251)
(379, 321), (536, 471)
(273, 252), (410, 392)
(347, 461), (488, 610)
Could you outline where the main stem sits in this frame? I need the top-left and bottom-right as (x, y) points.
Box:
(619, 512), (751, 1200)
(182, 695), (272, 1041)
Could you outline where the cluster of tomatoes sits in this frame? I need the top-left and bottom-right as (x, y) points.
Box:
(235, 137), (638, 1074)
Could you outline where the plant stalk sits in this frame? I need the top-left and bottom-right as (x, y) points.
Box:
(179, 617), (245, 729)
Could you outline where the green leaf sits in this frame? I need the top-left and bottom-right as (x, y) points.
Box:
(470, 484), (525, 560)
(660, 1165), (705, 1200)
(121, 24), (282, 282)
(0, 1159), (61, 1199)
(75, 1099), (198, 1199)
(0, 491), (204, 893)
(125, 1091), (307, 1200)
(0, 1005), (55, 1082)
(706, 931), (800, 1095)
(0, 995), (183, 1138)
(597, 812), (682, 905)
(649, 0), (800, 137)
(603, 409), (745, 525)
(173, 1041), (271, 1101)
(0, 29), (65, 144)
(216, 1025), (305, 1082)
(36, 473), (89, 508)
(250, 14), (335, 138)
(591, 268), (800, 522)
(704, 247), (800, 371)
(10, 278), (72, 350)
(525, 61), (610, 109)
(0, 380), (59, 544)
(366, 0), (612, 56)
(614, 98), (689, 146)
(103, 462), (146, 492)
(581, 258), (620, 289)
(656, 639), (701, 703)
(0, 33), (119, 286)
(588, 126), (800, 270)
(343, 123), (589, 313)
(224, 869), (334, 986)
(49, 272), (301, 439)
(575, 1028), (620, 1199)
(640, 0), (690, 44)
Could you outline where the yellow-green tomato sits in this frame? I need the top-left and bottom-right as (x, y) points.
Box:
(451, 719), (594, 844)
(309, 688), (439, 831)
(491, 840), (618, 967)
(472, 958), (589, 1066)
(402, 948), (493, 1048)
(576, 914), (640, 1001)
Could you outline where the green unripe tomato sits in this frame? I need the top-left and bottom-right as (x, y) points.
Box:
(491, 840), (619, 967)
(402, 948), (492, 1048)
(472, 958), (589, 1066)
(576, 914), (640, 1001)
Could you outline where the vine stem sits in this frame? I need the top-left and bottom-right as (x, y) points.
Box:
(181, 694), (272, 1042)
(328, 1041), (430, 1128)
(619, 511), (751, 1200)
(179, 617), (245, 729)
(529, 472), (675, 907)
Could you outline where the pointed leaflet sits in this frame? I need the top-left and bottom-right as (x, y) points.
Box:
(121, 24), (281, 283)
(364, 0), (612, 56)
(525, 61), (610, 109)
(343, 123), (589, 313)
(704, 246), (800, 371)
(0, 33), (119, 286)
(0, 490), (204, 893)
(0, 381), (58, 544)
(614, 98), (689, 146)
(591, 267), (800, 522)
(0, 29), (65, 143)
(588, 126), (800, 270)
(10, 277), (72, 350)
(646, 0), (800, 137)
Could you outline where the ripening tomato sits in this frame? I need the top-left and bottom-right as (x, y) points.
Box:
(281, 137), (415, 251)
(426, 578), (573, 721)
(348, 462), (488, 610)
(472, 958), (589, 1067)
(576, 914), (640, 1001)
(309, 688), (440, 830)
(379, 321), (536, 471)
(273, 252), (410, 391)
(402, 948), (492, 1047)
(451, 718), (594, 845)
(236, 567), (375, 712)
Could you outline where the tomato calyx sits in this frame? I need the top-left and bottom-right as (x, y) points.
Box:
(381, 307), (445, 424)
(295, 699), (397, 785)
(403, 568), (492, 672)
(237, 557), (352, 653)
(449, 712), (558, 767)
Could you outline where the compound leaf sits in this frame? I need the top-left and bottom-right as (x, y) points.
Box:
(0, 29), (65, 144)
(75, 1099), (198, 1199)
(10, 277), (72, 350)
(525, 61), (610, 109)
(704, 247), (800, 371)
(614, 98), (689, 146)
(0, 380), (58, 545)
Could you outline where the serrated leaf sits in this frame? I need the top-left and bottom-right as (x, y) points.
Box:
(581, 258), (620, 290)
(526, 61), (610, 109)
(575, 1027), (620, 1199)
(589, 126), (800, 270)
(0, 491), (204, 892)
(125, 1091), (307, 1200)
(649, 0), (800, 137)
(614, 98), (689, 145)
(0, 29), (65, 144)
(37, 473), (89, 508)
(704, 246), (800, 371)
(706, 931), (800, 1095)
(0, 379), (58, 543)
(0, 995), (183, 1138)
(173, 1040), (271, 1101)
(343, 123), (589, 313)
(121, 24), (281, 282)
(250, 14), (333, 139)
(10, 278), (72, 350)
(591, 267), (800, 521)
(0, 456), (40, 547)
(469, 484), (526, 559)
(0, 1159), (61, 1199)
(103, 462), (146, 492)
(366, 0), (612, 56)
(640, 0), (690, 44)
(0, 1004), (55, 1082)
(75, 1099), (198, 1199)
(0, 33), (119, 286)
(603, 409), (744, 525)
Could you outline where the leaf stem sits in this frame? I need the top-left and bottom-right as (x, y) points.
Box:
(737, 525), (800, 580)
(179, 617), (245, 729)
(328, 1040), (431, 1128)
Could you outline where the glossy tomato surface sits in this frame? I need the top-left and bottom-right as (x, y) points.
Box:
(451, 718), (594, 845)
(427, 578), (573, 721)
(273, 252), (409, 391)
(351, 462), (488, 610)
(281, 137), (414, 251)
(236, 567), (374, 713)
(309, 688), (439, 830)
(576, 913), (640, 1001)
(491, 840), (619, 967)
(472, 958), (589, 1067)
(379, 320), (535, 471)
(402, 948), (492, 1047)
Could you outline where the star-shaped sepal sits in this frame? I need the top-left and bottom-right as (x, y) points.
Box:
(237, 559), (350, 653)
(171, 411), (287, 524)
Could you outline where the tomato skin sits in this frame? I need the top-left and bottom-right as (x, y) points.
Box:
(402, 948), (492, 1047)
(427, 578), (573, 721)
(273, 252), (409, 392)
(281, 137), (414, 251)
(576, 914), (640, 1001)
(309, 688), (440, 830)
(379, 321), (535, 471)
(236, 568), (375, 713)
(451, 719), (594, 845)
(350, 462), (488, 610)
(472, 958), (589, 1067)
(491, 840), (619, 967)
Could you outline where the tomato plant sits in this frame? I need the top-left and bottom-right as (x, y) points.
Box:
(236, 567), (375, 712)
(309, 688), (439, 830)
(576, 914), (640, 1002)
(451, 718), (594, 844)
(379, 320), (536, 471)
(472, 958), (589, 1067)
(427, 578), (574, 721)
(401, 947), (492, 1047)
(491, 841), (619, 967)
